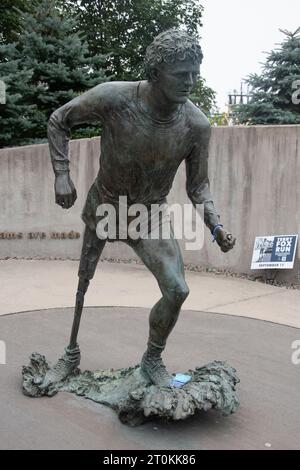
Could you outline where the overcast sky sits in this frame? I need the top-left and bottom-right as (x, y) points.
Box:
(199, 0), (300, 110)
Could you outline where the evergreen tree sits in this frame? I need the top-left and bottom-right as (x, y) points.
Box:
(0, 0), (38, 44)
(235, 28), (300, 125)
(0, 0), (107, 148)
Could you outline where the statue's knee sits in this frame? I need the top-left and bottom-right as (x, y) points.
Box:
(166, 281), (189, 306)
(178, 283), (190, 302)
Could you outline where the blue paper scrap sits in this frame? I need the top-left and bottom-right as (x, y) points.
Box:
(171, 373), (192, 388)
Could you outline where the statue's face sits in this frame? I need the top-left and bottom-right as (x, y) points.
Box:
(156, 59), (200, 104)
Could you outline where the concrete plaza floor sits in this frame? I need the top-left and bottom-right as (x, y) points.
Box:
(0, 260), (300, 450)
(1, 259), (300, 327)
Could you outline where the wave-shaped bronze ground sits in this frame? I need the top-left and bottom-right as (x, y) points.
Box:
(22, 353), (240, 426)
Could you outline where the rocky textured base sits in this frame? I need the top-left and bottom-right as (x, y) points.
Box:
(22, 353), (240, 426)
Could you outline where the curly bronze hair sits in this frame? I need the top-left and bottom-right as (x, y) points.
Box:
(144, 29), (203, 82)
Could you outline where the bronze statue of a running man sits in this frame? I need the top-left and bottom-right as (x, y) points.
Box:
(41, 29), (235, 389)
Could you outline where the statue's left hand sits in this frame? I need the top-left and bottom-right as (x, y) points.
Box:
(215, 227), (236, 253)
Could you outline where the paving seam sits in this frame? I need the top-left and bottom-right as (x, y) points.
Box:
(203, 289), (288, 313)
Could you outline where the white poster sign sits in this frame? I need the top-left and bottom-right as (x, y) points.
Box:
(251, 235), (298, 270)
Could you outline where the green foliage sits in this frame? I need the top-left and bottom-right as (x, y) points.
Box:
(0, 0), (107, 148)
(189, 77), (217, 116)
(235, 28), (300, 125)
(0, 0), (217, 146)
(61, 0), (216, 115)
(0, 0), (36, 44)
(209, 112), (230, 126)
(61, 0), (204, 80)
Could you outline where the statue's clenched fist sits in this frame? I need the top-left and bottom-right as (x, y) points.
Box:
(214, 227), (236, 253)
(55, 172), (77, 209)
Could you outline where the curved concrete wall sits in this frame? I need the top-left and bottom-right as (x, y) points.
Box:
(0, 126), (299, 281)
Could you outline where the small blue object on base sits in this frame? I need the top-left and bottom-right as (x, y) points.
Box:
(171, 373), (192, 388)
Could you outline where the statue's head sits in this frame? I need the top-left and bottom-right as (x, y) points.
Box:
(144, 29), (203, 103)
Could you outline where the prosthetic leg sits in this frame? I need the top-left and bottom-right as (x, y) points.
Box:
(38, 226), (106, 389)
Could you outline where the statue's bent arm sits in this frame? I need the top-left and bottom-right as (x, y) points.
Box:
(185, 122), (220, 233)
(47, 82), (112, 175)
